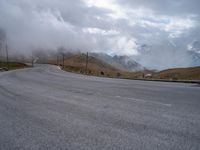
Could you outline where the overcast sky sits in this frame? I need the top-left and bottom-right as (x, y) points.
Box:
(0, 0), (200, 69)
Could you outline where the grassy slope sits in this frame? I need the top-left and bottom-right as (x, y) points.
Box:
(0, 62), (29, 70)
(153, 66), (200, 80)
(49, 53), (200, 81)
(49, 54), (148, 79)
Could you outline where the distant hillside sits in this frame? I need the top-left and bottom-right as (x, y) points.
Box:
(62, 53), (120, 77)
(113, 55), (145, 71)
(153, 66), (200, 80)
(50, 53), (118, 77)
(90, 53), (145, 72)
(49, 53), (148, 79)
(49, 52), (200, 81)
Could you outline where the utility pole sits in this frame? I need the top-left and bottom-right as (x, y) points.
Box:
(0, 42), (2, 68)
(85, 52), (88, 74)
(5, 40), (9, 70)
(0, 39), (4, 68)
(57, 55), (59, 66)
(62, 53), (65, 69)
(31, 57), (34, 67)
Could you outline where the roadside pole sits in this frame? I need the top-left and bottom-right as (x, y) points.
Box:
(85, 52), (88, 74)
(62, 53), (65, 69)
(57, 55), (59, 66)
(5, 40), (9, 70)
(31, 57), (34, 67)
(0, 43), (2, 68)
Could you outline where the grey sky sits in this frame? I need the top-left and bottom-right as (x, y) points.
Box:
(0, 0), (200, 69)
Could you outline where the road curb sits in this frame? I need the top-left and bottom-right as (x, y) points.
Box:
(133, 78), (200, 84)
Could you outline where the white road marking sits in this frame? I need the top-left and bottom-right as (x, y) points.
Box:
(116, 96), (172, 107)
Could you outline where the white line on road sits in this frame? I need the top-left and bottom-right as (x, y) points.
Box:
(116, 96), (172, 107)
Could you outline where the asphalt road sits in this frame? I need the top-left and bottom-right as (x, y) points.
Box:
(0, 65), (200, 150)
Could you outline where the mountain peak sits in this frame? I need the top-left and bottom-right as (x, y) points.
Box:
(91, 53), (145, 72)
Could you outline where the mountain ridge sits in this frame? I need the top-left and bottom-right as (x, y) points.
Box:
(90, 53), (145, 72)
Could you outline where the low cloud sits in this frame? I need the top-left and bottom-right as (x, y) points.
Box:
(0, 0), (200, 69)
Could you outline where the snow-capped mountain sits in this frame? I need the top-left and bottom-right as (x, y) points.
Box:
(112, 55), (145, 71)
(188, 51), (200, 66)
(187, 40), (200, 66)
(188, 40), (200, 54)
(90, 53), (145, 72)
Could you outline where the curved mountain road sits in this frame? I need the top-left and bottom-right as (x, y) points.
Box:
(0, 65), (200, 150)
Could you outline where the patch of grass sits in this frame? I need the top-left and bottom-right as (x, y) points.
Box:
(0, 62), (30, 71)
(153, 66), (200, 80)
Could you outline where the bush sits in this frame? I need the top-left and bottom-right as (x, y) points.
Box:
(100, 71), (104, 76)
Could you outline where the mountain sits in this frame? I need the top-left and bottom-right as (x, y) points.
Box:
(49, 53), (149, 79)
(187, 40), (200, 66)
(188, 51), (200, 66)
(49, 53), (121, 77)
(90, 53), (145, 72)
(112, 55), (145, 72)
(188, 40), (200, 54)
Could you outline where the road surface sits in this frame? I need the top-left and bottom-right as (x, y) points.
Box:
(0, 65), (200, 150)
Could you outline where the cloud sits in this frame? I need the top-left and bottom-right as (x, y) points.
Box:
(0, 0), (200, 69)
(116, 0), (200, 16)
